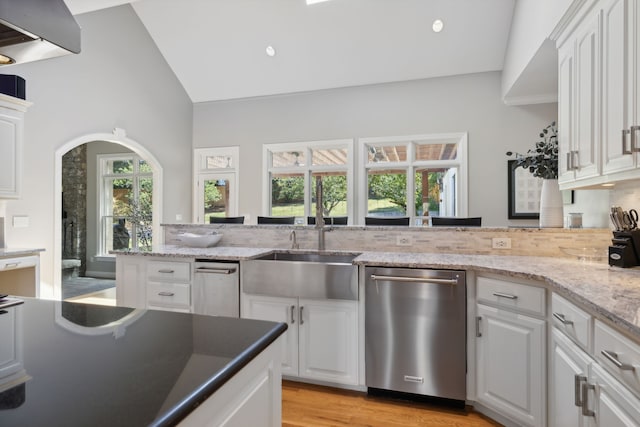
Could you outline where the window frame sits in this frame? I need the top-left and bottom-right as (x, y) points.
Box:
(262, 139), (354, 224)
(193, 147), (240, 223)
(358, 133), (468, 222)
(97, 153), (154, 256)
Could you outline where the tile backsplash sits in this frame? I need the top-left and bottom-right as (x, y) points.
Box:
(611, 181), (640, 210)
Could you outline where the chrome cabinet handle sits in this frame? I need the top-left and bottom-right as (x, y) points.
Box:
(290, 305), (295, 324)
(581, 382), (595, 417)
(631, 125), (640, 152)
(158, 291), (175, 297)
(553, 312), (574, 325)
(566, 152), (572, 171)
(572, 151), (580, 169)
(601, 350), (635, 371)
(158, 269), (175, 274)
(574, 374), (587, 407)
(370, 274), (458, 285)
(476, 316), (482, 337)
(195, 267), (235, 274)
(623, 129), (632, 155)
(3, 262), (20, 269)
(299, 306), (304, 325)
(493, 292), (518, 300)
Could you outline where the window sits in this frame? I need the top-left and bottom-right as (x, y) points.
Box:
(360, 133), (467, 221)
(99, 154), (153, 254)
(263, 140), (353, 223)
(193, 147), (239, 223)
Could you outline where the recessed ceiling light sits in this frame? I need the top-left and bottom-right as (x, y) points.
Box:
(265, 45), (276, 57)
(432, 19), (444, 33)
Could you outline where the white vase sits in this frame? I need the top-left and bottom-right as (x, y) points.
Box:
(539, 179), (564, 228)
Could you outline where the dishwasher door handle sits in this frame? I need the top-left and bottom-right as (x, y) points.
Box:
(370, 274), (458, 285)
(195, 267), (236, 274)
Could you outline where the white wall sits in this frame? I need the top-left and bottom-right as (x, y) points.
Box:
(2, 5), (193, 298)
(501, 0), (573, 100)
(193, 71), (558, 227)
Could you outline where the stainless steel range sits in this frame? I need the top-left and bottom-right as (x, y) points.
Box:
(365, 267), (466, 402)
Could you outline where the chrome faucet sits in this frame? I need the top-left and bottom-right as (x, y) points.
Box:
(289, 230), (299, 249)
(315, 179), (326, 251)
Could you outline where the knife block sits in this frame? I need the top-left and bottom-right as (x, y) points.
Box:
(609, 230), (640, 268)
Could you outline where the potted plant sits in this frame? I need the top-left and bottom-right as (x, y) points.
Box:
(507, 122), (563, 227)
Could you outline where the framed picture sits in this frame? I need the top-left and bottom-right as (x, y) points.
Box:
(508, 160), (543, 219)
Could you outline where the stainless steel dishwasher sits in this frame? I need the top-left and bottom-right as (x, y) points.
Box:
(365, 267), (466, 402)
(193, 260), (239, 317)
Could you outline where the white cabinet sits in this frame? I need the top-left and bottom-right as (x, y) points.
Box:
(242, 294), (358, 385)
(585, 362), (640, 426)
(0, 94), (30, 199)
(475, 276), (546, 427)
(0, 306), (21, 379)
(558, 6), (601, 185)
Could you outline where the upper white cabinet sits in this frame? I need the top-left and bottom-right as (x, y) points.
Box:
(0, 94), (30, 199)
(556, 0), (640, 188)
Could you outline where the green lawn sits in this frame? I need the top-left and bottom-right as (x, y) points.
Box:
(271, 199), (405, 217)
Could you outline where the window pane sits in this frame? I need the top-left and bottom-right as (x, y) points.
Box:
(415, 167), (458, 216)
(205, 155), (231, 169)
(108, 159), (133, 174)
(311, 172), (348, 218)
(138, 159), (152, 173)
(366, 170), (407, 216)
(311, 148), (348, 166)
(111, 178), (133, 217)
(366, 144), (407, 163)
(271, 173), (304, 216)
(110, 217), (131, 251)
(271, 151), (306, 168)
(415, 143), (458, 161)
(203, 178), (230, 222)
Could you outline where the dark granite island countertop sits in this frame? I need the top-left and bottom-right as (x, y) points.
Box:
(0, 298), (287, 426)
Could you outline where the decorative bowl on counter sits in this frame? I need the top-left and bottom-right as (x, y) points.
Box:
(176, 232), (222, 248)
(559, 246), (608, 262)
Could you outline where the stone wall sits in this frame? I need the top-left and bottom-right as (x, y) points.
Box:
(62, 145), (87, 276)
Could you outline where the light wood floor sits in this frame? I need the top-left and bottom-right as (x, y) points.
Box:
(282, 381), (502, 427)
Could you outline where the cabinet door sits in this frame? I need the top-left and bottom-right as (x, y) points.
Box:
(586, 363), (640, 426)
(574, 10), (601, 180)
(298, 298), (358, 385)
(0, 109), (22, 198)
(602, 0), (636, 174)
(242, 294), (298, 377)
(550, 328), (592, 427)
(476, 304), (546, 427)
(558, 39), (576, 184)
(0, 307), (19, 378)
(115, 256), (146, 309)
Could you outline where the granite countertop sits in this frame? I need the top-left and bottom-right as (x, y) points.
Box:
(0, 298), (287, 426)
(116, 245), (640, 341)
(0, 248), (45, 258)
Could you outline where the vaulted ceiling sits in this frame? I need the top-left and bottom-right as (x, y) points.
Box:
(64, 0), (517, 103)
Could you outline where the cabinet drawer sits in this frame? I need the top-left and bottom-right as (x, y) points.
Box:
(147, 261), (190, 282)
(477, 276), (545, 316)
(146, 282), (191, 310)
(594, 320), (640, 396)
(551, 293), (592, 350)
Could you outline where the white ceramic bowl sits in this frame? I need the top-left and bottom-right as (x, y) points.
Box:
(177, 232), (222, 248)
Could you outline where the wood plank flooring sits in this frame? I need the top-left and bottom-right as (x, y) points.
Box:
(282, 381), (502, 427)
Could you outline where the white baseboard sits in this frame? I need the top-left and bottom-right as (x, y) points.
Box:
(84, 270), (115, 280)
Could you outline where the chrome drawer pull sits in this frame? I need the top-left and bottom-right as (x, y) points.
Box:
(476, 316), (482, 337)
(553, 312), (574, 325)
(290, 305), (295, 324)
(370, 274), (458, 285)
(195, 267), (235, 274)
(574, 374), (586, 407)
(158, 291), (175, 297)
(299, 306), (304, 325)
(4, 262), (20, 269)
(581, 382), (595, 417)
(493, 292), (518, 300)
(158, 269), (175, 274)
(601, 350), (635, 371)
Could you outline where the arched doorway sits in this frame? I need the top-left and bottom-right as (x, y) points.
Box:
(53, 128), (163, 301)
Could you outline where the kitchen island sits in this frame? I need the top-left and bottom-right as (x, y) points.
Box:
(0, 297), (287, 426)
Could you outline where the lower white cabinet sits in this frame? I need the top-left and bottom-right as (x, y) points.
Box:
(0, 306), (20, 379)
(550, 327), (593, 427)
(242, 294), (358, 385)
(476, 303), (546, 427)
(585, 362), (640, 426)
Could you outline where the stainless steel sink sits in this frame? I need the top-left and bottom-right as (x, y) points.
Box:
(242, 251), (359, 300)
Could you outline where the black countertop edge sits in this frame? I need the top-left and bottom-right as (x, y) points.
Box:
(150, 321), (288, 427)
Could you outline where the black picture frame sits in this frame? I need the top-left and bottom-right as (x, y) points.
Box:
(508, 160), (542, 219)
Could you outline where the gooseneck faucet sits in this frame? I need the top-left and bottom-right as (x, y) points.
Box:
(315, 179), (326, 251)
(289, 230), (299, 249)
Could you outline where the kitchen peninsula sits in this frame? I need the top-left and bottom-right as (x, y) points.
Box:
(0, 298), (287, 426)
